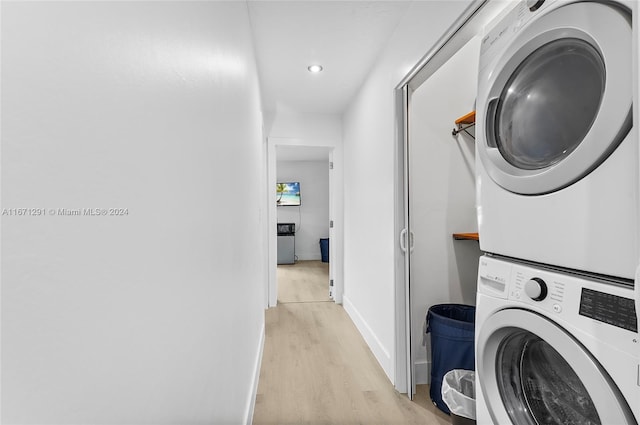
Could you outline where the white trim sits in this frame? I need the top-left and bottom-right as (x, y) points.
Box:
(267, 141), (278, 307)
(393, 86), (410, 394)
(397, 0), (488, 89)
(635, 0), (640, 353)
(244, 323), (265, 425)
(343, 295), (392, 378)
(328, 149), (336, 301)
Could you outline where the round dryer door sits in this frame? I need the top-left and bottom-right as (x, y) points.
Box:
(477, 309), (636, 425)
(477, 2), (632, 195)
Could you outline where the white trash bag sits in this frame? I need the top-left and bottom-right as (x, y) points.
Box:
(441, 369), (476, 420)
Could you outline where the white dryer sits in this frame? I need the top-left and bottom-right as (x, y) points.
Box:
(475, 255), (639, 425)
(475, 0), (638, 280)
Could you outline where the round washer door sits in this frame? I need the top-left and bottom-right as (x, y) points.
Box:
(477, 2), (632, 195)
(477, 309), (635, 425)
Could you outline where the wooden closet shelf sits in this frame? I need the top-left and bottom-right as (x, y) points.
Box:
(452, 232), (479, 241)
(454, 111), (476, 125)
(452, 111), (476, 138)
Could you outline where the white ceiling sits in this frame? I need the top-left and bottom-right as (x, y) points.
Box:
(247, 1), (412, 115)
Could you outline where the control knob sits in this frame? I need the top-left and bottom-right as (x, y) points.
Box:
(524, 277), (548, 301)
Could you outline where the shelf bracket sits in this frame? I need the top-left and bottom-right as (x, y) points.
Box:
(452, 123), (475, 137)
(452, 110), (476, 139)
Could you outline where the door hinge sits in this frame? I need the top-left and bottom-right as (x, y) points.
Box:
(330, 220), (334, 228)
(329, 161), (334, 170)
(330, 279), (334, 287)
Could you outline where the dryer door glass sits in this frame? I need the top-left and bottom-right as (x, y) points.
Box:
(497, 330), (600, 425)
(493, 38), (605, 170)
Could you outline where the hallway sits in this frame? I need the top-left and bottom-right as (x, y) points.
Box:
(252, 261), (450, 425)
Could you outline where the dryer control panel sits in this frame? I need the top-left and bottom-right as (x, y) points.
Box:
(479, 0), (553, 72)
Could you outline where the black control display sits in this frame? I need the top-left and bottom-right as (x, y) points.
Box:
(579, 288), (637, 333)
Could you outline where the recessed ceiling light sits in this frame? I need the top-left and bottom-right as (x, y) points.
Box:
(307, 64), (323, 73)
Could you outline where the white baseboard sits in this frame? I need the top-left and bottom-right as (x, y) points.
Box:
(415, 359), (431, 385)
(244, 323), (265, 425)
(342, 295), (392, 380)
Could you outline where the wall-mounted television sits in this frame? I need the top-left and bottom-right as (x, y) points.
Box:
(276, 182), (301, 206)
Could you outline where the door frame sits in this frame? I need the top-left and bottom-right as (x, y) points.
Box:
(634, 0), (640, 348)
(266, 137), (343, 307)
(392, 0), (515, 396)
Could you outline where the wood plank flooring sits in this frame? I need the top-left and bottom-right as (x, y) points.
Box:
(277, 260), (331, 303)
(253, 261), (451, 425)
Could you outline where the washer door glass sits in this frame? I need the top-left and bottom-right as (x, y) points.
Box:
(497, 330), (600, 425)
(494, 39), (605, 170)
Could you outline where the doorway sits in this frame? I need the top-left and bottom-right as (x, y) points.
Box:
(275, 146), (331, 303)
(267, 139), (341, 308)
(406, 34), (481, 393)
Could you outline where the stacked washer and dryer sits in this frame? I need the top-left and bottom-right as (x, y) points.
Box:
(474, 0), (639, 424)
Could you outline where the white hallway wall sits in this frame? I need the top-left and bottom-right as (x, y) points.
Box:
(277, 160), (330, 261)
(1, 2), (266, 424)
(342, 1), (473, 381)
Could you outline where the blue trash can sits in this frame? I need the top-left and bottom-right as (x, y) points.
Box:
(319, 238), (329, 262)
(426, 304), (476, 415)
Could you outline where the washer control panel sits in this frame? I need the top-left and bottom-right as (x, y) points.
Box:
(579, 288), (637, 332)
(477, 255), (638, 336)
(511, 268), (566, 313)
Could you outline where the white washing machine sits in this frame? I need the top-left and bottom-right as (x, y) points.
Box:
(475, 0), (638, 280)
(475, 255), (639, 424)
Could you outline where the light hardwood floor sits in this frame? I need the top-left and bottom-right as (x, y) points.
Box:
(253, 260), (451, 425)
(277, 260), (332, 303)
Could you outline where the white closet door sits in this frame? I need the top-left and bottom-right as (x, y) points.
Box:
(406, 36), (482, 391)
